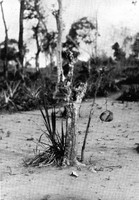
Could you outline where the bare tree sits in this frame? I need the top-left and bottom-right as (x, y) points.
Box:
(54, 0), (88, 166)
(32, 22), (41, 71)
(24, 1), (113, 168)
(0, 0), (8, 78)
(94, 12), (98, 59)
(18, 0), (25, 67)
(53, 0), (63, 83)
(24, 0), (47, 71)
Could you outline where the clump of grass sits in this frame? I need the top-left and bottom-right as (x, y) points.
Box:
(24, 101), (67, 167)
(0, 81), (21, 112)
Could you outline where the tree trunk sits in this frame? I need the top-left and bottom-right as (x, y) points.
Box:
(55, 0), (88, 166)
(18, 0), (25, 67)
(35, 50), (40, 72)
(94, 12), (98, 59)
(0, 1), (8, 79)
(63, 103), (76, 166)
(34, 23), (41, 72)
(56, 0), (63, 83)
(50, 50), (54, 77)
(53, 0), (64, 98)
(63, 83), (87, 166)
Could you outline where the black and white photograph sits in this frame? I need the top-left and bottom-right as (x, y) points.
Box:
(0, 0), (139, 200)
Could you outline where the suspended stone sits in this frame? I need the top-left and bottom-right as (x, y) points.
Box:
(100, 110), (113, 122)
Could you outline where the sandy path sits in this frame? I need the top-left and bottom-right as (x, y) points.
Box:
(0, 98), (139, 200)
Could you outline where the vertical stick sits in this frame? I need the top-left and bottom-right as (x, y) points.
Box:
(81, 73), (102, 162)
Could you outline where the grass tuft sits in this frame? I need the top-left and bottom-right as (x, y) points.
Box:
(24, 101), (67, 167)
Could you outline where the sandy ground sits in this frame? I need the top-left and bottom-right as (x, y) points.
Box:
(0, 97), (139, 200)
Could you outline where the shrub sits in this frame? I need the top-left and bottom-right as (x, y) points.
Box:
(0, 81), (21, 112)
(24, 102), (67, 167)
(86, 65), (118, 98)
(117, 84), (139, 102)
(0, 76), (56, 112)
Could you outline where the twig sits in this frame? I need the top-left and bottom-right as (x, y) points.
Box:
(81, 71), (103, 162)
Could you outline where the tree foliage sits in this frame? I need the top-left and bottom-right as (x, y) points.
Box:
(132, 33), (139, 58)
(63, 17), (96, 59)
(0, 39), (18, 61)
(112, 42), (125, 61)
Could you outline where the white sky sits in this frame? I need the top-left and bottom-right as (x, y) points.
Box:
(0, 0), (139, 62)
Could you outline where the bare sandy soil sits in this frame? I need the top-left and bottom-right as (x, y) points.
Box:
(0, 97), (139, 200)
